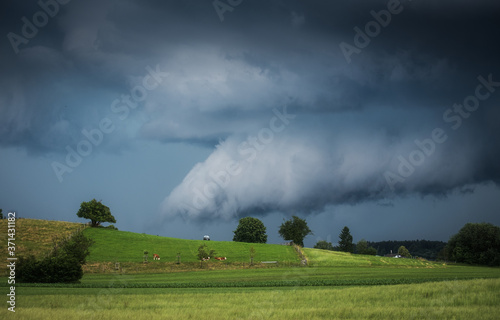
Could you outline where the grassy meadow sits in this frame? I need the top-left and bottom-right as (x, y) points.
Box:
(82, 227), (299, 273)
(83, 227), (299, 264)
(2, 219), (500, 319)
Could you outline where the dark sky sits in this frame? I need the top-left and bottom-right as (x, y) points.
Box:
(1, 0), (499, 247)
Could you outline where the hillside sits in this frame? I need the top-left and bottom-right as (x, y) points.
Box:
(83, 227), (299, 264)
(0, 218), (87, 274)
(303, 248), (445, 268)
(1, 219), (451, 276)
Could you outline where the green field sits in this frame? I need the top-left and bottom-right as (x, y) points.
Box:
(2, 219), (500, 319)
(83, 227), (299, 264)
(3, 279), (500, 319)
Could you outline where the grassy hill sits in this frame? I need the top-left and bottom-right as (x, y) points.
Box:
(83, 227), (299, 264)
(0, 219), (86, 274)
(0, 219), (86, 256)
(1, 219), (454, 275)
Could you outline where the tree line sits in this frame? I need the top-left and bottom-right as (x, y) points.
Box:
(313, 223), (500, 266)
(367, 240), (446, 260)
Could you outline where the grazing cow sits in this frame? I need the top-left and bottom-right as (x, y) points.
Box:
(214, 257), (226, 261)
(202, 257), (210, 261)
(153, 254), (160, 260)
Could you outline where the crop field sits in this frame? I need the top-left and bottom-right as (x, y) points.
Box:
(2, 219), (500, 319)
(3, 279), (500, 319)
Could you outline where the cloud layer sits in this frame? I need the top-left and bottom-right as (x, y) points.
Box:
(1, 0), (499, 221)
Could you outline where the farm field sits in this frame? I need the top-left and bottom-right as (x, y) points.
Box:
(10, 263), (500, 289)
(2, 219), (500, 319)
(3, 279), (500, 319)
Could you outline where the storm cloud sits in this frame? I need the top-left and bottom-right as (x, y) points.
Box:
(1, 0), (499, 224)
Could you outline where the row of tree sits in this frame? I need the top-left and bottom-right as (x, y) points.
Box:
(367, 240), (446, 260)
(232, 216), (313, 246)
(313, 226), (378, 255)
(232, 216), (500, 267)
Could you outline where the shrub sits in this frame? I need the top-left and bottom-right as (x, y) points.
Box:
(17, 254), (83, 283)
(17, 230), (92, 283)
(314, 240), (334, 251)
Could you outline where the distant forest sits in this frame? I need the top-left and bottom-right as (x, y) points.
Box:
(367, 240), (447, 260)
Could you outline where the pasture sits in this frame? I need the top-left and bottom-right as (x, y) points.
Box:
(2, 219), (500, 319)
(83, 227), (299, 264)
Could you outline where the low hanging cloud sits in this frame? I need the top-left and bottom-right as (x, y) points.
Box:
(160, 106), (500, 221)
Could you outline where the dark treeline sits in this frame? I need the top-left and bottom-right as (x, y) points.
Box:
(367, 240), (447, 260)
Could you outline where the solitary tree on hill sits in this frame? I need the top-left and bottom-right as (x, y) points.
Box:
(76, 199), (116, 227)
(338, 226), (354, 253)
(233, 217), (268, 243)
(278, 215), (313, 247)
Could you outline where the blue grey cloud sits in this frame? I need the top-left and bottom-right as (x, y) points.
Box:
(1, 0), (499, 222)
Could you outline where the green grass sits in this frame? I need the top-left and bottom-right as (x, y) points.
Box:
(303, 247), (446, 267)
(6, 262), (499, 289)
(83, 227), (299, 264)
(3, 279), (500, 319)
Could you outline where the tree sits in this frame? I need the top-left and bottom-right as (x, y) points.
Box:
(278, 215), (313, 247)
(436, 246), (450, 262)
(59, 231), (95, 264)
(338, 226), (354, 253)
(398, 245), (411, 258)
(314, 240), (334, 251)
(365, 246), (377, 255)
(76, 199), (116, 227)
(356, 239), (368, 254)
(356, 239), (376, 255)
(233, 217), (267, 243)
(0, 208), (3, 219)
(356, 239), (377, 256)
(446, 222), (500, 266)
(197, 243), (216, 268)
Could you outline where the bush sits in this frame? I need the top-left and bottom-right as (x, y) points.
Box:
(60, 231), (94, 264)
(17, 230), (93, 283)
(314, 240), (334, 251)
(17, 254), (83, 283)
